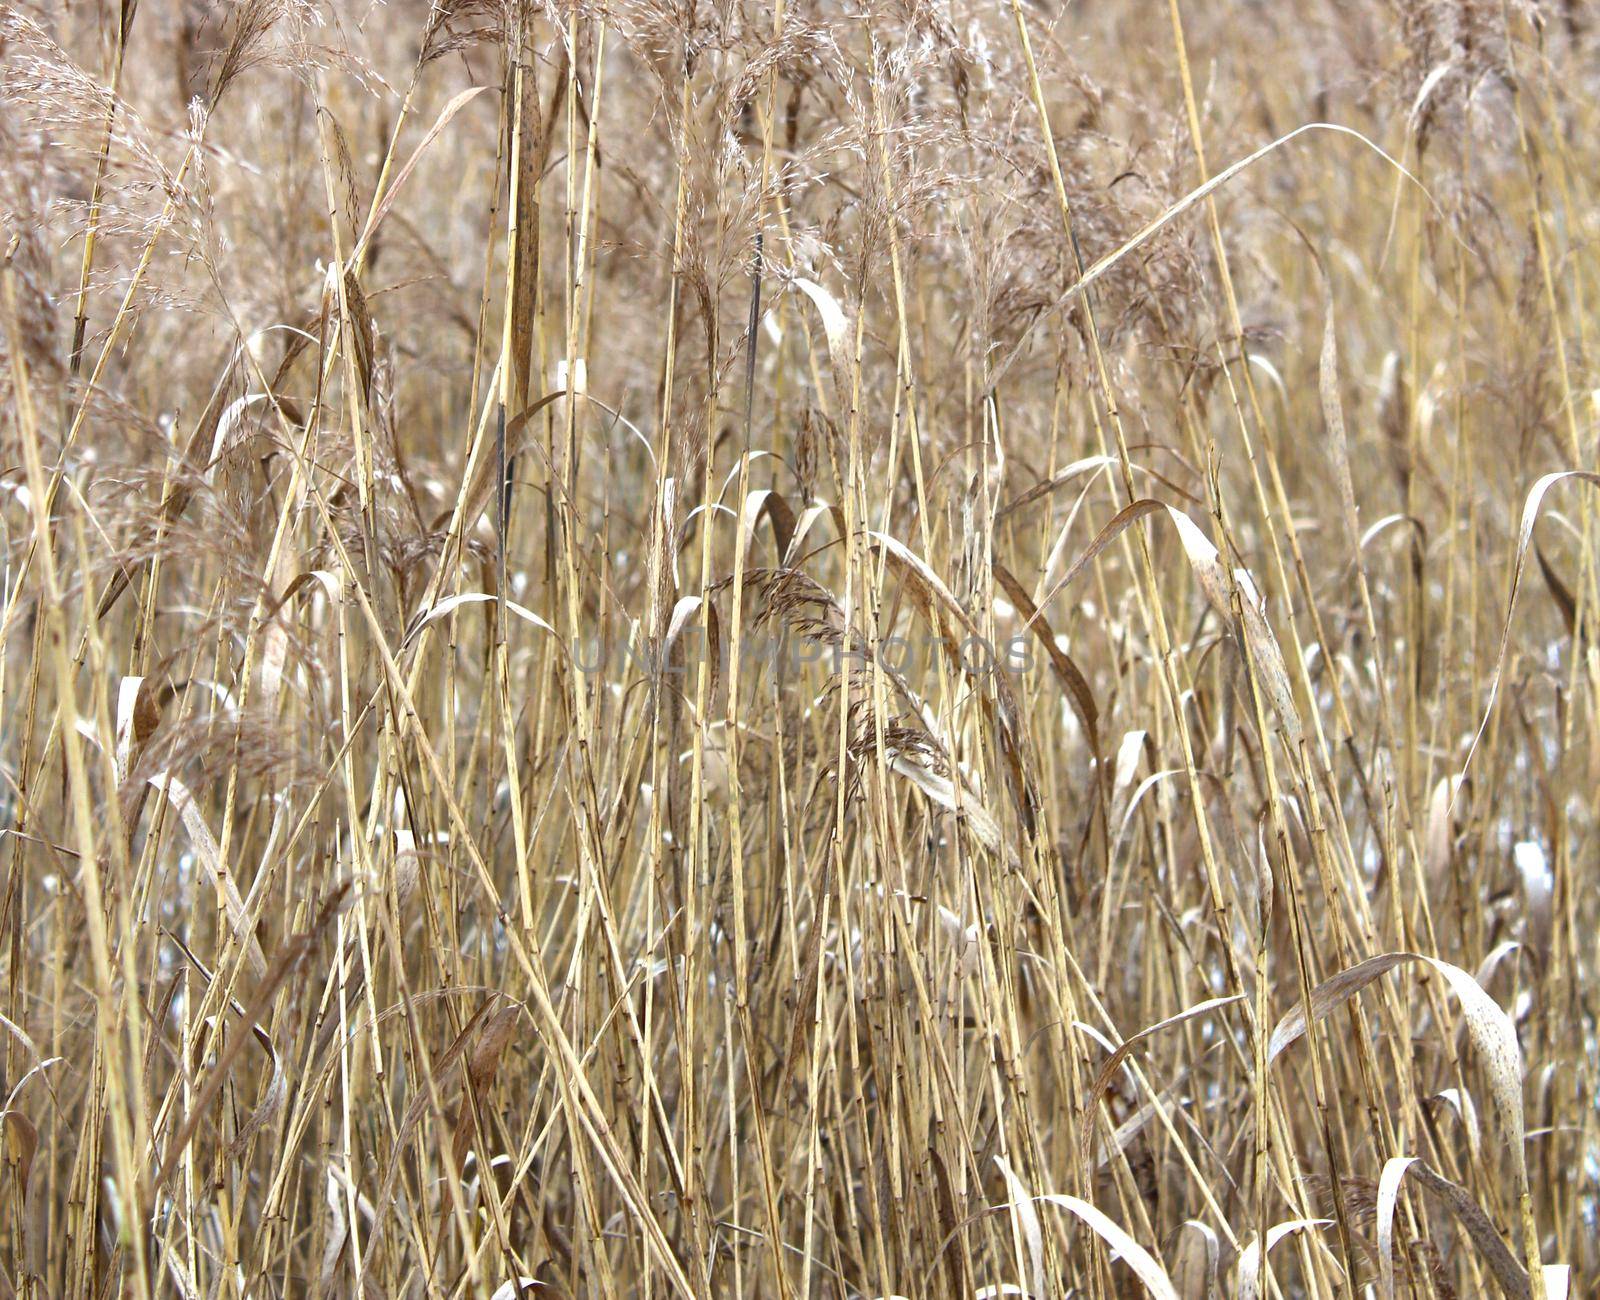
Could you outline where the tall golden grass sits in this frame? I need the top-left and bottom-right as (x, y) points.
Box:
(0, 0), (1595, 1295)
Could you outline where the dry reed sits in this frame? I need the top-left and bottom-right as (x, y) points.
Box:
(0, 0), (1595, 1296)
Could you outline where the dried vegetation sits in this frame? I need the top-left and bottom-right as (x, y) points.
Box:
(0, 0), (1596, 1296)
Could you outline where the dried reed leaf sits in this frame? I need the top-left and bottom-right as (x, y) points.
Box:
(993, 1155), (1045, 1300)
(1083, 994), (1244, 1168)
(1013, 1182), (1183, 1299)
(994, 559), (1099, 755)
(1170, 1219), (1218, 1300)
(354, 85), (495, 262)
(406, 591), (556, 645)
(1388, 1158), (1534, 1300)
(149, 773), (267, 979)
(1319, 293), (1361, 548)
(1376, 1155), (1417, 1300)
(792, 277), (850, 378)
(1236, 1219), (1331, 1300)
(1268, 953), (1525, 1172)
(451, 1002), (522, 1170)
(1464, 470), (1600, 781)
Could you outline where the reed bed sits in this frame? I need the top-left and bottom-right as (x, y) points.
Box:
(0, 0), (1595, 1295)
